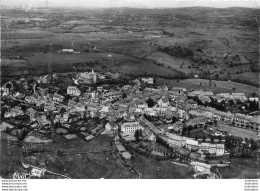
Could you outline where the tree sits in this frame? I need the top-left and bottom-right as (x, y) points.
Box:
(251, 92), (257, 97)
(134, 130), (140, 141)
(139, 129), (143, 137)
(188, 125), (193, 132)
(215, 73), (219, 80)
(182, 127), (187, 136)
(122, 93), (127, 99)
(147, 97), (155, 108)
(204, 125), (208, 130)
(195, 135), (198, 141)
(203, 135), (206, 142)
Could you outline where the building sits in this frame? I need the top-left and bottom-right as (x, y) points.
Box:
(61, 49), (74, 53)
(188, 91), (214, 97)
(186, 139), (199, 150)
(121, 121), (143, 134)
(231, 93), (247, 101)
(158, 98), (169, 108)
(26, 108), (37, 118)
(52, 92), (64, 103)
(209, 144), (217, 155)
(171, 87), (187, 95)
(141, 77), (154, 84)
(77, 70), (97, 84)
(216, 144), (225, 156)
(143, 128), (156, 141)
(104, 91), (122, 101)
(0, 122), (15, 132)
(199, 143), (210, 153)
(166, 132), (183, 147)
(67, 86), (81, 96)
(105, 121), (118, 131)
(190, 161), (211, 173)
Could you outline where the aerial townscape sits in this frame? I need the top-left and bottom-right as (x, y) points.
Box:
(1, 3), (260, 180)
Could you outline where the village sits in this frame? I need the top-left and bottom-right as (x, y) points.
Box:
(1, 70), (260, 179)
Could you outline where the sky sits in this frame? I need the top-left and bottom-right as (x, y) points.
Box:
(2, 0), (260, 9)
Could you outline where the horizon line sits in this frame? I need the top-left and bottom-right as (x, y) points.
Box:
(2, 5), (260, 9)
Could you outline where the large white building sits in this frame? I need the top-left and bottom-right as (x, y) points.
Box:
(190, 161), (211, 173)
(67, 86), (81, 96)
(141, 77), (154, 84)
(77, 70), (97, 84)
(121, 122), (143, 135)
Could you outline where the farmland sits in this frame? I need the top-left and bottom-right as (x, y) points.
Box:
(156, 78), (259, 95)
(219, 158), (260, 179)
(1, 7), (259, 88)
(217, 122), (258, 140)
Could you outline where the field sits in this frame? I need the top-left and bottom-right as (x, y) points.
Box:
(216, 122), (258, 140)
(147, 51), (200, 74)
(156, 78), (258, 95)
(131, 155), (194, 179)
(219, 158), (260, 179)
(1, 7), (259, 87)
(0, 138), (23, 178)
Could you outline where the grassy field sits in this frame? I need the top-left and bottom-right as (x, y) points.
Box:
(216, 122), (258, 140)
(156, 78), (258, 95)
(131, 155), (194, 179)
(219, 158), (260, 179)
(1, 7), (259, 87)
(0, 139), (23, 178)
(147, 51), (200, 74)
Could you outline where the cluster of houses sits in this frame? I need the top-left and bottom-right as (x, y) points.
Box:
(2, 76), (260, 135)
(1, 74), (260, 178)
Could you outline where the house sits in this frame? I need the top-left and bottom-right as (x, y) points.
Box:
(190, 161), (211, 173)
(144, 108), (157, 116)
(115, 142), (126, 152)
(1, 86), (10, 96)
(188, 91), (214, 97)
(77, 70), (97, 84)
(10, 106), (24, 117)
(216, 144), (225, 156)
(25, 96), (36, 104)
(199, 143), (210, 153)
(105, 121), (118, 131)
(209, 144), (217, 155)
(231, 93), (247, 101)
(26, 108), (37, 117)
(233, 113), (251, 127)
(250, 115), (260, 130)
(143, 127), (156, 141)
(186, 139), (199, 150)
(171, 87), (187, 95)
(121, 121), (143, 134)
(166, 132), (183, 147)
(30, 168), (45, 178)
(52, 92), (64, 103)
(97, 86), (103, 92)
(67, 86), (81, 96)
(158, 97), (169, 108)
(61, 49), (74, 53)
(121, 151), (132, 160)
(141, 77), (154, 84)
(162, 85), (169, 92)
(104, 91), (122, 101)
(100, 105), (110, 114)
(74, 103), (86, 112)
(0, 122), (15, 132)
